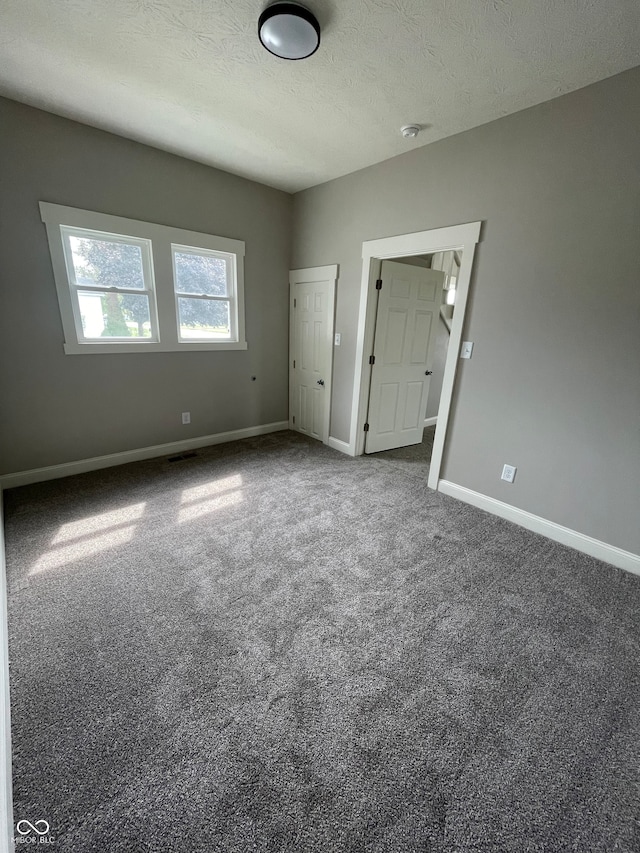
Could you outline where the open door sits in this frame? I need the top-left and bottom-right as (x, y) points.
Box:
(365, 260), (444, 453)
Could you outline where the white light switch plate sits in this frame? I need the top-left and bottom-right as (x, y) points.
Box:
(334, 333), (341, 346)
(461, 341), (474, 359)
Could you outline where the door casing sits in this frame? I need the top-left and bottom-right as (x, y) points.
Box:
(349, 223), (481, 489)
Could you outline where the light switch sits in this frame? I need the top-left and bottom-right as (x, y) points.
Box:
(460, 341), (474, 359)
(334, 333), (341, 346)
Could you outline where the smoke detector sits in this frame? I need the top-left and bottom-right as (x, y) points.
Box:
(401, 125), (420, 139)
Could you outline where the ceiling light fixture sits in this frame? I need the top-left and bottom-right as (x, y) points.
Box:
(401, 125), (420, 139)
(258, 2), (321, 61)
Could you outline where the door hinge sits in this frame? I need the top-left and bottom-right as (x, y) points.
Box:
(369, 355), (375, 365)
(376, 279), (382, 290)
(292, 415), (296, 424)
(364, 423), (370, 432)
(294, 298), (297, 308)
(293, 359), (296, 368)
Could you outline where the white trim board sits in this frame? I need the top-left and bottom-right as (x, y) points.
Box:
(438, 480), (640, 576)
(0, 421), (289, 490)
(327, 436), (353, 455)
(424, 416), (438, 428)
(0, 493), (14, 851)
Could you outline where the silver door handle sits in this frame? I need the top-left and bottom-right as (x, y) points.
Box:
(317, 379), (325, 386)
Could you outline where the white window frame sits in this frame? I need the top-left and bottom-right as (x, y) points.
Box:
(40, 202), (247, 354)
(61, 226), (160, 344)
(171, 244), (238, 343)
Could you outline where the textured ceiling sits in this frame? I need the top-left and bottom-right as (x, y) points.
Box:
(1, 0), (639, 192)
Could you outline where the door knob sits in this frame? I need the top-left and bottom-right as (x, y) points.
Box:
(425, 371), (433, 376)
(317, 379), (325, 386)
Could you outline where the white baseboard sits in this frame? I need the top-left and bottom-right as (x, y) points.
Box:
(327, 436), (354, 456)
(0, 494), (14, 850)
(424, 416), (438, 428)
(0, 421), (289, 490)
(438, 480), (640, 576)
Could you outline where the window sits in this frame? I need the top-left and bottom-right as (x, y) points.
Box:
(62, 228), (158, 342)
(40, 203), (246, 354)
(172, 246), (235, 342)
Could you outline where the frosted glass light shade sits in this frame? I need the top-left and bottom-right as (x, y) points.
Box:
(259, 3), (320, 60)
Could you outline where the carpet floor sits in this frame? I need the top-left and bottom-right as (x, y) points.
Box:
(369, 424), (435, 474)
(3, 429), (640, 852)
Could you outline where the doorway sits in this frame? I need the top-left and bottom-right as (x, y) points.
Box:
(349, 223), (481, 489)
(364, 256), (446, 455)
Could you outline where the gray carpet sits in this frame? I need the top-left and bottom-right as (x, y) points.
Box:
(4, 429), (640, 852)
(367, 425), (436, 474)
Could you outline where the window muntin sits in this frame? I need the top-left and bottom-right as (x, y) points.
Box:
(172, 246), (236, 342)
(61, 226), (157, 342)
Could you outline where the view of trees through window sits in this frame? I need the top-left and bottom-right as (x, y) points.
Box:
(174, 250), (230, 339)
(70, 236), (231, 339)
(70, 236), (149, 338)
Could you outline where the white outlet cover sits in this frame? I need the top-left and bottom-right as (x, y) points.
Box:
(461, 341), (474, 359)
(182, 412), (191, 424)
(501, 464), (517, 483)
(334, 332), (341, 346)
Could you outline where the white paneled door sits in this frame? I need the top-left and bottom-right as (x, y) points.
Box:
(289, 266), (337, 444)
(365, 260), (444, 453)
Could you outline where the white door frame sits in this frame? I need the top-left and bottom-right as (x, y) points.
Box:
(289, 264), (338, 444)
(349, 222), (481, 489)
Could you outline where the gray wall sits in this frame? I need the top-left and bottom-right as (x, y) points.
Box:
(292, 67), (640, 554)
(0, 97), (292, 474)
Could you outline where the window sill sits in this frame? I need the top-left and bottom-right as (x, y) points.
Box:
(63, 341), (248, 355)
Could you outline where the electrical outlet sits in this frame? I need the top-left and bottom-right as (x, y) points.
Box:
(501, 464), (517, 483)
(182, 412), (191, 425)
(334, 332), (341, 346)
(461, 341), (474, 359)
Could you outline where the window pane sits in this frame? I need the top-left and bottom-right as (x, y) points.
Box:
(174, 251), (228, 296)
(69, 235), (145, 290)
(78, 291), (151, 339)
(178, 298), (230, 339)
